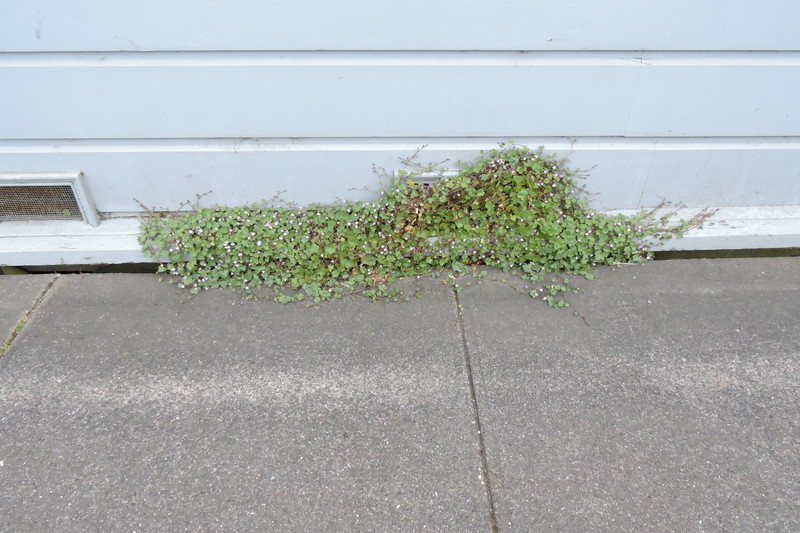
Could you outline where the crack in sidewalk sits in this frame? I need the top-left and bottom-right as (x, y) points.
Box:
(454, 290), (499, 533)
(0, 274), (60, 358)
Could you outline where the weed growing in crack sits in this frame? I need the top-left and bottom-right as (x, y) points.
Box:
(139, 144), (711, 305)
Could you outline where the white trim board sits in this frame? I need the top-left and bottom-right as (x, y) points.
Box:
(1, 206), (798, 266)
(613, 206), (800, 251)
(0, 218), (148, 265)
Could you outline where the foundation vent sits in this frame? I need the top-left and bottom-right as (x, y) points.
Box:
(395, 169), (459, 186)
(0, 171), (99, 226)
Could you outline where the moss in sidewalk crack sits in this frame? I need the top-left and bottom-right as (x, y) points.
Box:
(0, 316), (28, 357)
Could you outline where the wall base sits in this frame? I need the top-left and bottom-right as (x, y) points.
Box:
(1, 206), (799, 266)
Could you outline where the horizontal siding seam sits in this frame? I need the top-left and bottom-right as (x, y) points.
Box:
(3, 138), (800, 154)
(3, 50), (800, 68)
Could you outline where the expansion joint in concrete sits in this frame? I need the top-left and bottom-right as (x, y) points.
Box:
(0, 274), (60, 357)
(453, 290), (499, 533)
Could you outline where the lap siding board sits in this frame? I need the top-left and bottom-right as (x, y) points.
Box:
(0, 1), (798, 263)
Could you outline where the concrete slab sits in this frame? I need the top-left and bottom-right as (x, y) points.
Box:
(0, 274), (489, 531)
(0, 273), (56, 344)
(459, 258), (800, 531)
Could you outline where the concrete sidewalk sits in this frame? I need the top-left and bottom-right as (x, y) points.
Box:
(0, 258), (798, 532)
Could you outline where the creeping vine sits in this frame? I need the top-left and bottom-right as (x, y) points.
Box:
(139, 144), (711, 305)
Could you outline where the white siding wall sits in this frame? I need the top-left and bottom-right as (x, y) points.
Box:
(1, 1), (799, 261)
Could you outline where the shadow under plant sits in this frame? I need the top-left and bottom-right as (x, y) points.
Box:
(139, 144), (710, 305)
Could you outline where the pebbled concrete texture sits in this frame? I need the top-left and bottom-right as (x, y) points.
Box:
(459, 258), (800, 532)
(0, 274), (487, 531)
(0, 273), (56, 344)
(0, 259), (798, 531)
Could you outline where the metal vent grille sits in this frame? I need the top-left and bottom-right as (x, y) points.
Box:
(395, 169), (459, 186)
(0, 185), (83, 222)
(0, 171), (99, 226)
